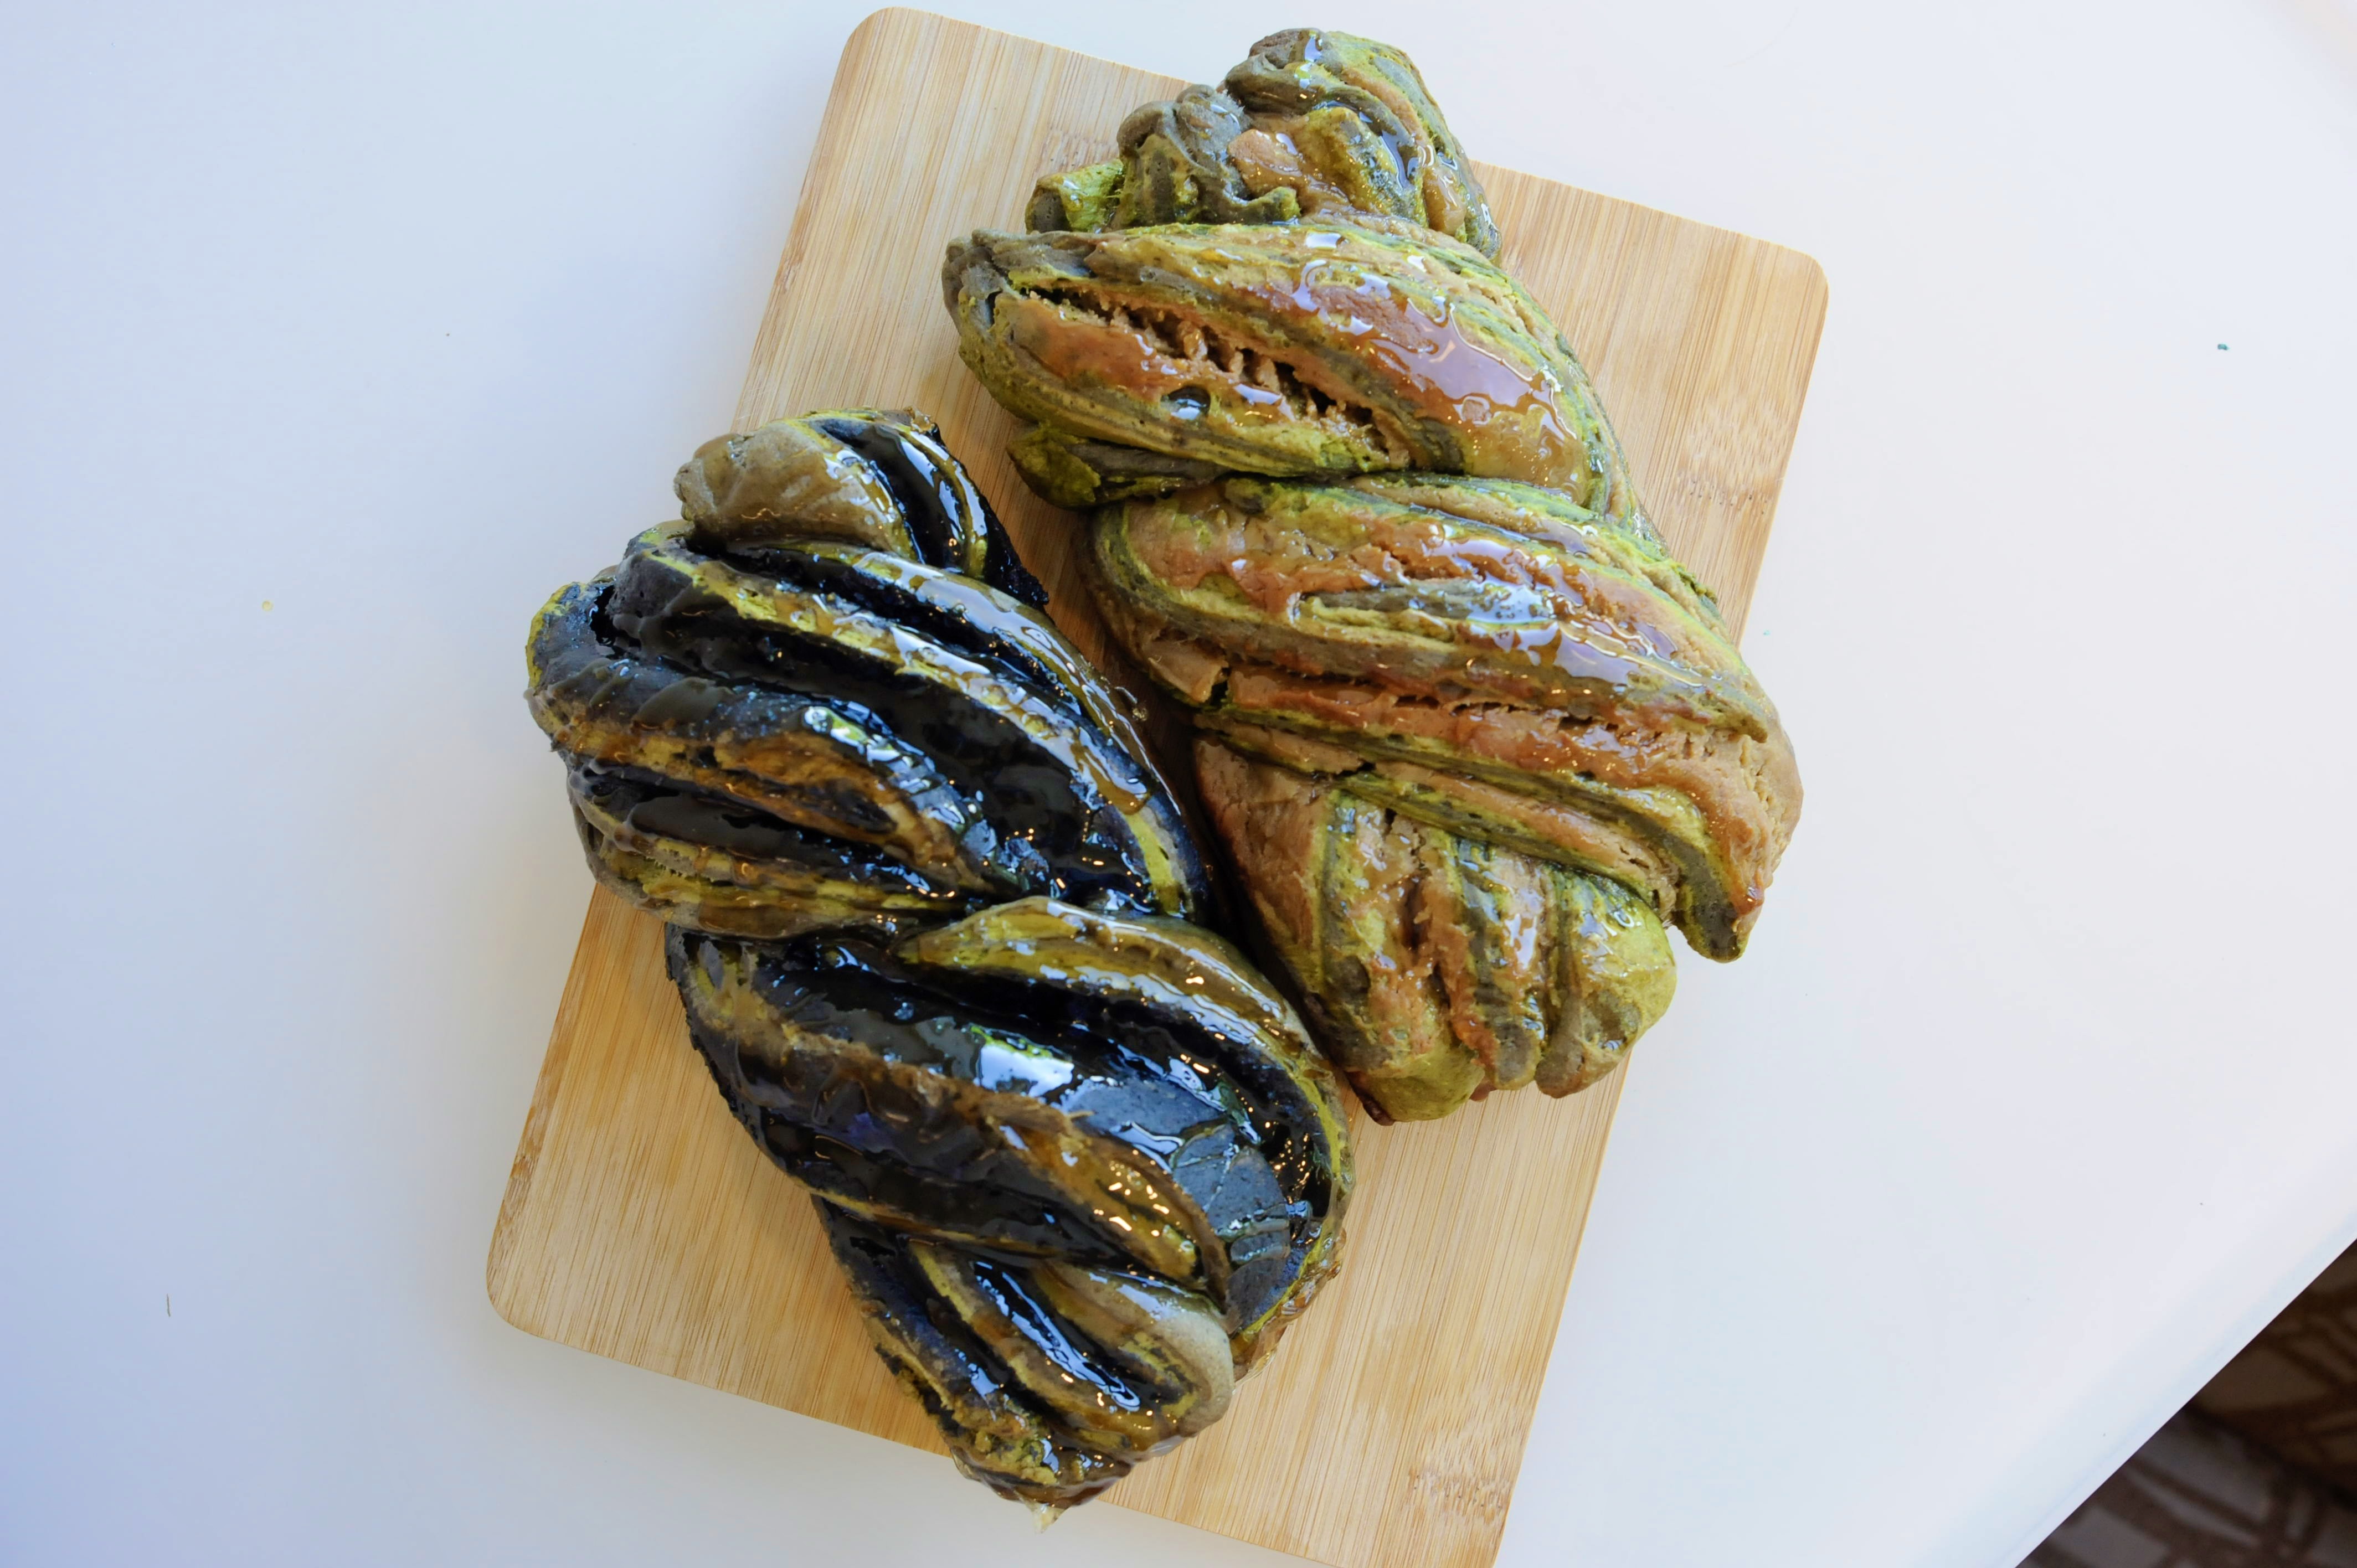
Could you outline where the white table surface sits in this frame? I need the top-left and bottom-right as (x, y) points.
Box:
(6, 2), (2355, 1563)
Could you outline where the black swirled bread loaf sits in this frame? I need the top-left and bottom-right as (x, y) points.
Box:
(946, 32), (1803, 1121)
(524, 407), (1353, 1512)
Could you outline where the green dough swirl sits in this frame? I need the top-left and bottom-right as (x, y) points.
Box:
(945, 30), (1805, 1121)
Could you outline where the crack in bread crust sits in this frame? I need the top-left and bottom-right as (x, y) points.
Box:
(1032, 284), (1412, 460)
(945, 221), (1633, 502)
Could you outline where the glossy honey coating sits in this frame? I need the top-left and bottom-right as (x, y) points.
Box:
(526, 410), (1210, 933)
(946, 32), (1804, 1122)
(671, 898), (1352, 1510)
(1089, 475), (1801, 964)
(946, 220), (1636, 510)
(677, 406), (1049, 606)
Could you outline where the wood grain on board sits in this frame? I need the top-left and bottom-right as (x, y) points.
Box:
(486, 11), (1828, 1567)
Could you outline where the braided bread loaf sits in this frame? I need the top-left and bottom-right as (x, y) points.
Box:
(524, 407), (1352, 1512)
(946, 32), (1803, 1121)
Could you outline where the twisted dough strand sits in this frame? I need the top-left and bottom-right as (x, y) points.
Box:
(524, 407), (1351, 1512)
(946, 31), (1803, 1122)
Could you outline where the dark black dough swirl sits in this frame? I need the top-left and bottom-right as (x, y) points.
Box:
(671, 900), (1350, 1509)
(522, 406), (1351, 1513)
(527, 408), (1210, 936)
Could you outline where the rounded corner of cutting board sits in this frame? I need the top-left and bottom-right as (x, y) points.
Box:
(484, 1231), (544, 1341)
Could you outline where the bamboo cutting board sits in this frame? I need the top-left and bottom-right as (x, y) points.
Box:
(486, 11), (1827, 1566)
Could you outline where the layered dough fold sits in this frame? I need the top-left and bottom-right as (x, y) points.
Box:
(1197, 745), (1675, 1121)
(672, 899), (1351, 1508)
(1089, 476), (1800, 962)
(948, 220), (1640, 512)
